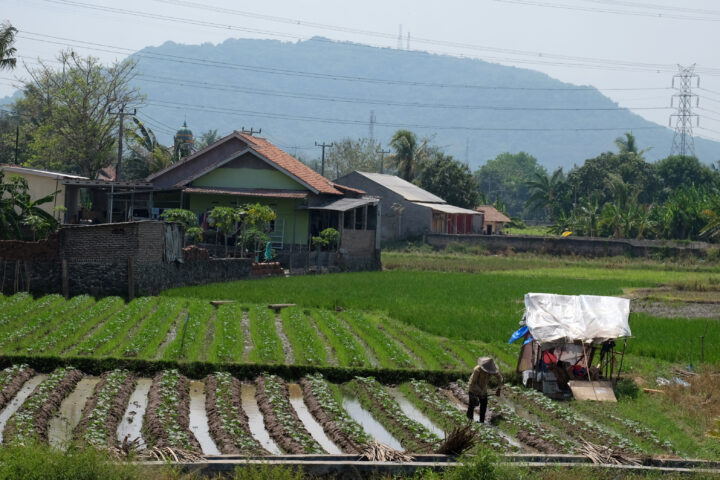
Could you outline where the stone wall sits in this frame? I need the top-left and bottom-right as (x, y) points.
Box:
(426, 233), (713, 258)
(60, 221), (165, 263)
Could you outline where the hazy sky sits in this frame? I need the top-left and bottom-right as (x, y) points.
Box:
(4, 0), (720, 142)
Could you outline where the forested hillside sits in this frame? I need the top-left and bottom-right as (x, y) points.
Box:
(127, 37), (719, 170)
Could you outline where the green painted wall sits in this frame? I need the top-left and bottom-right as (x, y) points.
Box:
(188, 194), (308, 245)
(192, 167), (307, 191)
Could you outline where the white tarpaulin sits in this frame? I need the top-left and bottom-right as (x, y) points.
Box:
(524, 293), (631, 346)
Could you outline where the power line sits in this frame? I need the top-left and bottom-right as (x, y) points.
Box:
(144, 97), (666, 133)
(30, 1), (720, 75)
(491, 0), (720, 21)
(17, 32), (686, 92)
(132, 73), (669, 112)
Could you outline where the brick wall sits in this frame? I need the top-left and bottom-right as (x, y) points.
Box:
(60, 221), (165, 264)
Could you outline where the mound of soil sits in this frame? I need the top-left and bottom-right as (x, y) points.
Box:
(205, 375), (266, 455)
(299, 378), (363, 454)
(75, 371), (136, 447)
(144, 372), (201, 453)
(33, 369), (83, 442)
(255, 376), (313, 454)
(0, 367), (35, 411)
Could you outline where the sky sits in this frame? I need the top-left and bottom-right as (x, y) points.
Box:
(3, 0), (720, 143)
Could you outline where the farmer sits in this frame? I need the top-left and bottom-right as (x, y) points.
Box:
(467, 356), (503, 423)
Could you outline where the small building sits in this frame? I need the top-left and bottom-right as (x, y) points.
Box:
(475, 205), (511, 235)
(146, 131), (380, 269)
(333, 171), (482, 242)
(0, 164), (87, 222)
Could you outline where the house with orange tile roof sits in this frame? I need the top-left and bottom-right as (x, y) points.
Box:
(146, 131), (380, 269)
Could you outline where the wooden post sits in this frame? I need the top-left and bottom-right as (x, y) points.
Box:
(62, 260), (69, 298)
(24, 260), (30, 292)
(127, 257), (135, 301)
(13, 260), (20, 293)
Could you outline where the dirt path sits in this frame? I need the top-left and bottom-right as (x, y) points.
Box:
(273, 313), (295, 364)
(240, 310), (253, 362)
(154, 310), (185, 360)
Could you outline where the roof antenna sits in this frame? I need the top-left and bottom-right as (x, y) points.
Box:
(241, 127), (262, 135)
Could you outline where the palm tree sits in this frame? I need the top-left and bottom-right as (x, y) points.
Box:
(0, 22), (17, 71)
(615, 132), (651, 158)
(389, 129), (426, 181)
(525, 168), (564, 221)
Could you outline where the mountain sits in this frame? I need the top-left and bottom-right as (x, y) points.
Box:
(5, 37), (720, 171)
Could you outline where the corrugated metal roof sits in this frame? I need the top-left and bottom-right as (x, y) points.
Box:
(307, 197), (377, 212)
(414, 202), (481, 215)
(356, 172), (445, 203)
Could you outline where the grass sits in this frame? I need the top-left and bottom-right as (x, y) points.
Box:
(208, 303), (245, 363)
(247, 305), (284, 364)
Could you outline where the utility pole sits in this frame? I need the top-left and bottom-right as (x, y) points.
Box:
(110, 105), (136, 181)
(369, 110), (376, 146)
(669, 64), (699, 157)
(315, 141), (334, 177)
(378, 148), (391, 174)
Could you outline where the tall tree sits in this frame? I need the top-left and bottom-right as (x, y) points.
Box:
(525, 168), (566, 221)
(16, 51), (143, 178)
(417, 153), (479, 209)
(656, 155), (717, 197)
(0, 21), (17, 71)
(389, 129), (427, 181)
(476, 152), (549, 219)
(325, 137), (380, 178)
(196, 129), (220, 150)
(124, 117), (172, 179)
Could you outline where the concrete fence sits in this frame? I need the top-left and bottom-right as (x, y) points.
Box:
(426, 233), (715, 258)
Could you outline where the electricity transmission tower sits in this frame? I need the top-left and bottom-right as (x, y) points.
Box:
(669, 64), (699, 157)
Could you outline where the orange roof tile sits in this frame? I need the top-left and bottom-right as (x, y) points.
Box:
(475, 205), (511, 223)
(238, 133), (341, 195)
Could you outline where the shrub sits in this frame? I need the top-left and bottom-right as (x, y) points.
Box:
(614, 377), (640, 400)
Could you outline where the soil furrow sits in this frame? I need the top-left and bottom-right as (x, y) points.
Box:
(299, 378), (362, 454)
(304, 312), (338, 366)
(448, 382), (562, 454)
(144, 371), (201, 452)
(3, 369), (83, 444)
(75, 371), (136, 448)
(205, 374), (266, 455)
(0, 367), (35, 411)
(255, 376), (317, 453)
(273, 313), (295, 364)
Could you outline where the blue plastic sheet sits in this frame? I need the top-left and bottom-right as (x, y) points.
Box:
(508, 325), (529, 344)
(523, 336), (534, 345)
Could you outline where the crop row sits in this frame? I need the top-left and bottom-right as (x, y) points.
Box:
(255, 374), (323, 454)
(76, 369), (135, 448)
(400, 379), (512, 452)
(506, 385), (643, 454)
(205, 372), (265, 454)
(0, 366), (680, 459)
(0, 294), (492, 372)
(348, 376), (440, 453)
(2, 366), (83, 445)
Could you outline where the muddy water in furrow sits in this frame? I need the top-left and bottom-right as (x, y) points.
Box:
(240, 383), (281, 454)
(341, 396), (402, 450)
(189, 380), (221, 455)
(0, 374), (47, 443)
(48, 377), (99, 449)
(117, 378), (152, 448)
(388, 388), (445, 438)
(288, 383), (341, 454)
